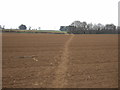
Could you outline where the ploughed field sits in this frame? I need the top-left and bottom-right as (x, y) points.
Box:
(2, 33), (118, 88)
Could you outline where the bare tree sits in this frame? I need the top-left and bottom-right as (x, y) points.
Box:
(0, 25), (2, 30)
(38, 27), (41, 30)
(29, 26), (31, 30)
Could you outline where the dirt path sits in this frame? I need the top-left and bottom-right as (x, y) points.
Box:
(52, 34), (74, 88)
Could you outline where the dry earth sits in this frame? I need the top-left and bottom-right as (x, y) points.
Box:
(2, 33), (118, 88)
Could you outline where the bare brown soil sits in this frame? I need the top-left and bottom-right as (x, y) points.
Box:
(2, 33), (118, 88)
(66, 34), (118, 88)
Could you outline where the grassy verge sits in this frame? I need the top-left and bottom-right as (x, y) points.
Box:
(1, 29), (67, 34)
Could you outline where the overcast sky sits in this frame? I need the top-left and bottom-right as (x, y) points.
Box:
(0, 0), (119, 30)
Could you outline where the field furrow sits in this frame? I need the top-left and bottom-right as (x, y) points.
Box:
(2, 33), (118, 88)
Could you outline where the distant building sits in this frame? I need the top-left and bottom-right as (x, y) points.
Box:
(105, 24), (116, 30)
(59, 26), (76, 31)
(59, 26), (67, 31)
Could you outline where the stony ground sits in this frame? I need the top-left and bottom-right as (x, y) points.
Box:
(2, 33), (118, 88)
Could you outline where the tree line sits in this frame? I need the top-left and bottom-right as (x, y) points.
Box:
(0, 24), (41, 30)
(60, 21), (120, 34)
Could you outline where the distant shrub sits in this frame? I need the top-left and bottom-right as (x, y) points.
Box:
(19, 24), (27, 30)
